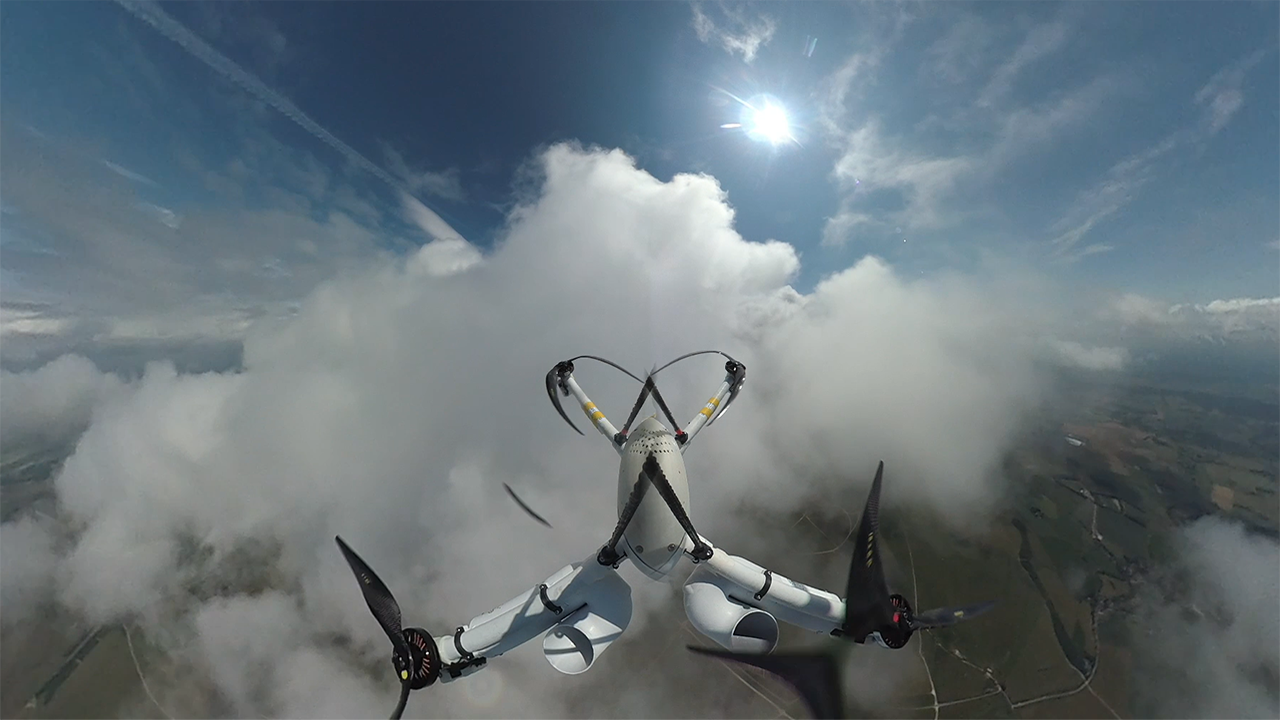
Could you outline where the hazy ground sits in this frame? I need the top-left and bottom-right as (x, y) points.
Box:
(2, 358), (1277, 719)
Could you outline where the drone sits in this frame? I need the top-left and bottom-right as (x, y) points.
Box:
(335, 351), (996, 719)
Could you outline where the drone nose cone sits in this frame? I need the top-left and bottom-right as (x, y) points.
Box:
(635, 415), (664, 433)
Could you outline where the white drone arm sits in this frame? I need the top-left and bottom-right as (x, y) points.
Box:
(678, 377), (733, 452)
(681, 534), (844, 639)
(560, 374), (625, 456)
(678, 358), (744, 452)
(432, 551), (634, 681)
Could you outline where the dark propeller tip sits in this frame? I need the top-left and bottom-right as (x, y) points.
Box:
(687, 645), (844, 719)
(503, 483), (553, 528)
(545, 367), (584, 435)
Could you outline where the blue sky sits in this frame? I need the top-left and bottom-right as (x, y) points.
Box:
(1, 0), (1277, 363)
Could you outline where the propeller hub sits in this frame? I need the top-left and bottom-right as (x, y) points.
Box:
(395, 627), (441, 690)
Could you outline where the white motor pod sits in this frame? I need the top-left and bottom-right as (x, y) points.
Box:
(683, 564), (779, 654)
(542, 564), (633, 674)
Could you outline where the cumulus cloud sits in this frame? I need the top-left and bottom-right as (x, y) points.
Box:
(6, 144), (1100, 717)
(0, 354), (128, 449)
(1097, 292), (1280, 341)
(1133, 517), (1280, 718)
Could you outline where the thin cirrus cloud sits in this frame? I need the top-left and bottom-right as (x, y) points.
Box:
(815, 6), (1274, 285)
(113, 0), (463, 243)
(690, 1), (777, 64)
(1049, 46), (1273, 262)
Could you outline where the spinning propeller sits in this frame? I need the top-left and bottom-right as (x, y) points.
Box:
(503, 483), (553, 528)
(544, 351), (746, 443)
(335, 536), (441, 720)
(687, 462), (996, 719)
(544, 355), (642, 436)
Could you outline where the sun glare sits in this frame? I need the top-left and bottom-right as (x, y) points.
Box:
(750, 104), (791, 145)
(715, 89), (800, 149)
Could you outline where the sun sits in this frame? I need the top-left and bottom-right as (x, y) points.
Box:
(718, 91), (799, 148)
(748, 103), (792, 146)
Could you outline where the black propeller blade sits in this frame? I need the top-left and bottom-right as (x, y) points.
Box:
(335, 536), (440, 720)
(503, 483), (553, 528)
(840, 460), (893, 642)
(910, 600), (997, 630)
(544, 355), (646, 436)
(685, 461), (998, 719)
(336, 536), (412, 663)
(687, 645), (844, 719)
(708, 359), (746, 425)
(649, 350), (746, 426)
(545, 362), (583, 436)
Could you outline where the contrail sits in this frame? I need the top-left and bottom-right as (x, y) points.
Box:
(114, 0), (463, 242)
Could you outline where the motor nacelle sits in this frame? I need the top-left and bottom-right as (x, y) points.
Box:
(542, 564), (633, 674)
(683, 565), (779, 654)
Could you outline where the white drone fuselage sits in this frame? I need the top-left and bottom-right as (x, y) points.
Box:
(614, 415), (691, 581)
(429, 373), (852, 683)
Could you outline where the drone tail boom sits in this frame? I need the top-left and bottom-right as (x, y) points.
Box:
(685, 564), (780, 653)
(433, 553), (633, 680)
(686, 536), (846, 636)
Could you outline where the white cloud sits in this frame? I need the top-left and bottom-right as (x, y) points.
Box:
(824, 120), (976, 244)
(1195, 47), (1270, 135)
(0, 124), (410, 363)
(408, 237), (483, 278)
(823, 71), (1120, 246)
(1133, 517), (1279, 718)
(102, 159), (159, 187)
(977, 20), (1071, 108)
(1, 306), (75, 339)
(1105, 292), (1177, 326)
(1101, 292), (1280, 340)
(920, 15), (997, 87)
(0, 515), (59, 628)
(1047, 137), (1176, 259)
(0, 354), (128, 448)
(117, 0), (462, 236)
(1050, 48), (1272, 257)
(1192, 296), (1280, 314)
(690, 1), (777, 64)
(401, 191), (467, 243)
(1043, 339), (1128, 371)
(0, 144), (1088, 717)
(382, 143), (466, 202)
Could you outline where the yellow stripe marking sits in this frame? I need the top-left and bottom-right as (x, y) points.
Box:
(590, 411), (604, 422)
(699, 407), (714, 418)
(709, 397), (720, 407)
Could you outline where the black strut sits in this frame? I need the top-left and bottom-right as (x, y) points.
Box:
(619, 375), (684, 438)
(598, 468), (651, 566)
(640, 454), (712, 561)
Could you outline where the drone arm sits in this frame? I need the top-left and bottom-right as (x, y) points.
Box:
(560, 373), (624, 455)
(684, 535), (845, 635)
(432, 552), (628, 680)
(678, 378), (733, 451)
(678, 360), (745, 452)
